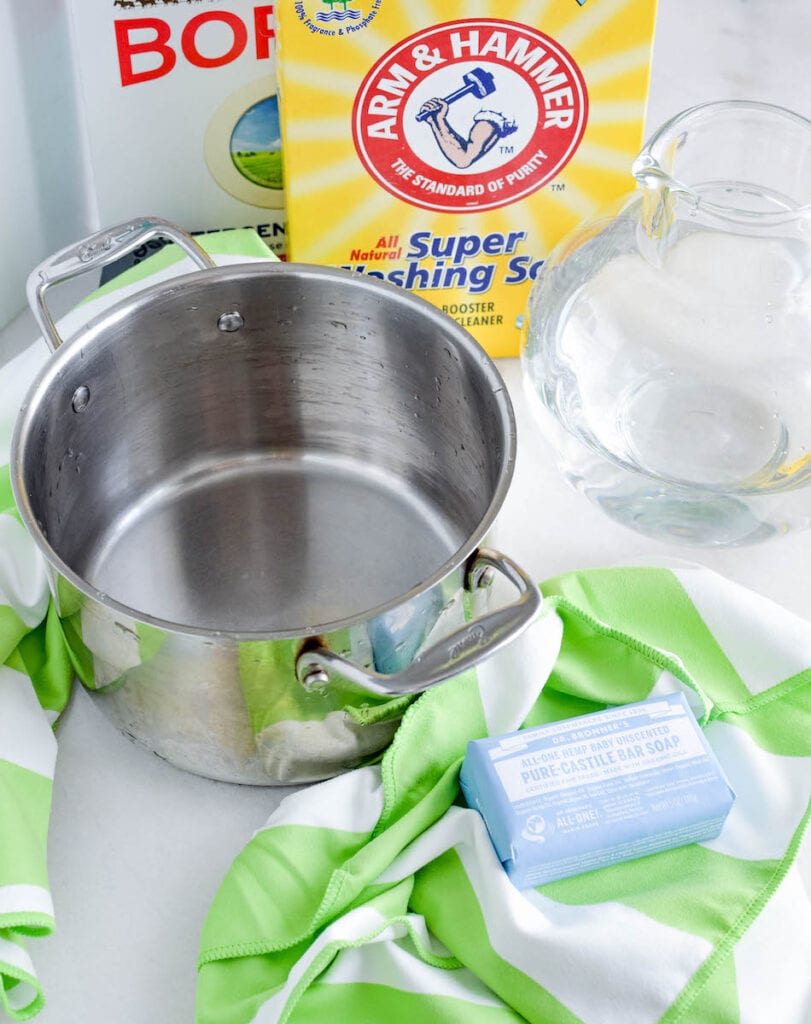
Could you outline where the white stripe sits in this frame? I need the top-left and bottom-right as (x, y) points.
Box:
(0, 884), (53, 920)
(647, 669), (710, 718)
(476, 607), (561, 738)
(377, 910), (452, 961)
(320, 930), (506, 1009)
(252, 903), (503, 1022)
(0, 933), (36, 978)
(0, 933), (38, 1012)
(251, 905), (396, 1023)
(0, 666), (56, 778)
(515, 890), (711, 1024)
(7, 979), (37, 1012)
(674, 567), (811, 694)
(377, 807), (712, 1024)
(260, 765), (384, 835)
(702, 720), (811, 861)
(735, 862), (811, 1023)
(0, 514), (49, 628)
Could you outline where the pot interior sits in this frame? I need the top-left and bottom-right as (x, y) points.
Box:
(17, 264), (513, 634)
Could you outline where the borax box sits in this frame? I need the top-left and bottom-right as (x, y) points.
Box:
(66, 1), (286, 257)
(276, 0), (658, 356)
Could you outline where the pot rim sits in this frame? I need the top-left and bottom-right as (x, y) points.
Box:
(12, 261), (517, 641)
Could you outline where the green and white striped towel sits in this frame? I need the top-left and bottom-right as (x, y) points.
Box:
(196, 566), (811, 1024)
(0, 229), (279, 1020)
(0, 481), (71, 1021)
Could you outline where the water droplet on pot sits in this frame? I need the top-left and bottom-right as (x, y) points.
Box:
(72, 386), (90, 413)
(217, 311), (244, 332)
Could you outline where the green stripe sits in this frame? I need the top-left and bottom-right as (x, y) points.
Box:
(56, 612), (95, 689)
(679, 954), (740, 1024)
(201, 883), (436, 1024)
(346, 693), (413, 727)
(0, 481), (22, 527)
(289, 981), (525, 1024)
(412, 849), (585, 1024)
(377, 668), (484, 833)
(0, 608), (30, 667)
(0, 468), (15, 516)
(277, 883), (449, 1024)
(196, 940), (309, 1024)
(7, 605), (73, 716)
(662, 798), (811, 1023)
(200, 757), (470, 969)
(533, 595), (661, 714)
(541, 843), (779, 944)
(237, 636), (400, 731)
(0, 929), (43, 1022)
(0, 915), (51, 940)
(711, 669), (811, 756)
(199, 824), (374, 964)
(542, 568), (753, 707)
(0, 762), (51, 890)
(533, 593), (713, 722)
(136, 621), (166, 664)
(521, 680), (611, 730)
(311, 759), (465, 937)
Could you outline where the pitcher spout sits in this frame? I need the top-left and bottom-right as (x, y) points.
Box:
(634, 100), (811, 225)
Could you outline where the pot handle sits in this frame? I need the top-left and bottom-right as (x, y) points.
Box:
(27, 216), (216, 351)
(296, 548), (541, 697)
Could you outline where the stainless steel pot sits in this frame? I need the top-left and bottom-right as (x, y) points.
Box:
(13, 217), (540, 785)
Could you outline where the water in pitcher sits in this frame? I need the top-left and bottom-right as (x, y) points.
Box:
(523, 102), (811, 545)
(568, 230), (808, 474)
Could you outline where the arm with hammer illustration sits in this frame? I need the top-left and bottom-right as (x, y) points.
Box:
(417, 98), (502, 168)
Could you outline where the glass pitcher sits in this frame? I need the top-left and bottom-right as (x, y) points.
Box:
(522, 100), (811, 546)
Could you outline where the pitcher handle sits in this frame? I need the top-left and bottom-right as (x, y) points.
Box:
(26, 216), (216, 351)
(296, 548), (541, 697)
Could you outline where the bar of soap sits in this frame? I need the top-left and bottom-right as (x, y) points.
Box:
(459, 693), (735, 888)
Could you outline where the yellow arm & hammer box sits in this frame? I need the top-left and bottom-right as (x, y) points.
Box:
(275, 0), (658, 356)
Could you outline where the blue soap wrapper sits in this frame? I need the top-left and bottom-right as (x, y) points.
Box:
(459, 693), (735, 888)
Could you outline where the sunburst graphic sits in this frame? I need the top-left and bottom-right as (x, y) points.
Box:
(277, 0), (657, 357)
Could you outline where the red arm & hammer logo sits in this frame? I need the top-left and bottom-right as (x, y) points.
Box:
(352, 19), (588, 213)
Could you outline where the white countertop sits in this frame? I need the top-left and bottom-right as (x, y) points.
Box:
(7, 1), (811, 1020)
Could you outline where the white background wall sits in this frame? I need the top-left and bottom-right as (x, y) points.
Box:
(0, 0), (92, 330)
(647, 0), (811, 124)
